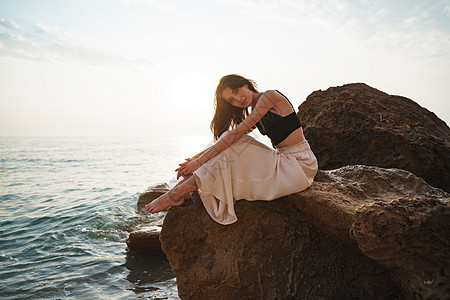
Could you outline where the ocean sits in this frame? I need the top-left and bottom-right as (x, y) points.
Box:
(0, 135), (212, 299)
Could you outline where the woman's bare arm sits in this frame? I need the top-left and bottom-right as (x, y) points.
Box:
(192, 146), (212, 158)
(198, 90), (281, 161)
(175, 145), (212, 178)
(176, 90), (282, 177)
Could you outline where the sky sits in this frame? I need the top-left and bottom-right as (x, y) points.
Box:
(0, 0), (449, 137)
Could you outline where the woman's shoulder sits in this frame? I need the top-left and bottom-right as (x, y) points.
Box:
(259, 90), (295, 115)
(259, 90), (285, 103)
(258, 90), (288, 108)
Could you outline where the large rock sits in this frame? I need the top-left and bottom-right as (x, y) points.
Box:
(161, 193), (397, 300)
(297, 83), (450, 192)
(351, 197), (450, 299)
(160, 165), (449, 299)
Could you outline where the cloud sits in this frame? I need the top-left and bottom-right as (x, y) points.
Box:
(35, 22), (60, 35)
(0, 18), (20, 29)
(221, 0), (450, 66)
(0, 18), (154, 70)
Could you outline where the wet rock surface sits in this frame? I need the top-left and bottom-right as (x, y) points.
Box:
(160, 166), (448, 299)
(124, 183), (169, 252)
(297, 83), (450, 192)
(126, 223), (162, 252)
(123, 184), (177, 297)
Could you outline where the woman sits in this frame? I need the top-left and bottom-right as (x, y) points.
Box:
(146, 74), (318, 224)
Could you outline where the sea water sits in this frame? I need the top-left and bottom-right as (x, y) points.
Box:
(0, 135), (211, 299)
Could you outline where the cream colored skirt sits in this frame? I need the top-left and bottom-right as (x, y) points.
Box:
(193, 134), (318, 225)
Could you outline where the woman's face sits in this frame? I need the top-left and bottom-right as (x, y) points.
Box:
(221, 84), (253, 108)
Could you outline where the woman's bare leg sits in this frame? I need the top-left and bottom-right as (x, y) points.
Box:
(172, 176), (194, 201)
(146, 176), (198, 213)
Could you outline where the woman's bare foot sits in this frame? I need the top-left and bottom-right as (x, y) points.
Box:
(146, 176), (198, 213)
(145, 191), (184, 213)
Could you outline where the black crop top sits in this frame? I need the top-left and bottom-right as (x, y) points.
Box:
(255, 91), (302, 147)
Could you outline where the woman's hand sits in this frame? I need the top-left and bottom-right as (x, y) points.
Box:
(175, 157), (201, 179)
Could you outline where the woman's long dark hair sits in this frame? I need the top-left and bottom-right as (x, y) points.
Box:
(210, 74), (258, 141)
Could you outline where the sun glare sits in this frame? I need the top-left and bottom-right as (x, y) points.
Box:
(179, 135), (213, 158)
(169, 71), (214, 113)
